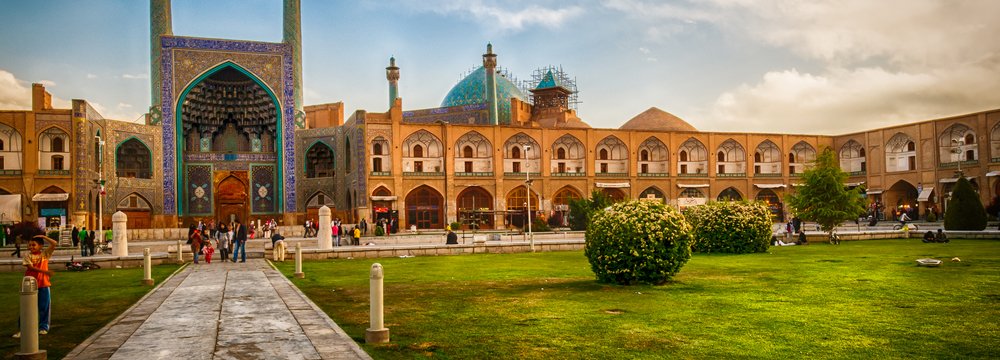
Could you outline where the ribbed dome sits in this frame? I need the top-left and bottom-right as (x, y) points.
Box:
(619, 107), (697, 132)
(441, 66), (527, 123)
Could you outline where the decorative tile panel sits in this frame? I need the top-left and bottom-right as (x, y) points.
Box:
(186, 164), (213, 215)
(251, 164), (276, 213)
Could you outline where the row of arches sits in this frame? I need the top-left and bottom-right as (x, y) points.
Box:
(314, 185), (787, 230)
(0, 123), (153, 178)
(841, 123), (987, 173)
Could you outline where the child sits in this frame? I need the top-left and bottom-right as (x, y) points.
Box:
(14, 235), (57, 338)
(202, 239), (215, 264)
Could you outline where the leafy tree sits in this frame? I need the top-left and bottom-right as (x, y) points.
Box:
(944, 177), (987, 230)
(786, 148), (866, 237)
(568, 190), (612, 231)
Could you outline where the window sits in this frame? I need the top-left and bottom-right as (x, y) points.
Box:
(53, 155), (64, 170)
(601, 163), (608, 173)
(414, 145), (424, 158)
(599, 149), (608, 160)
(557, 148), (566, 159)
(373, 158), (382, 172)
(464, 161), (473, 172)
(641, 163), (648, 173)
(640, 150), (649, 161)
(373, 143), (382, 155)
(463, 146), (473, 158)
(116, 138), (153, 178)
(512, 162), (521, 173)
(512, 146), (521, 159)
(414, 161), (423, 172)
(52, 137), (63, 152)
(680, 151), (688, 162)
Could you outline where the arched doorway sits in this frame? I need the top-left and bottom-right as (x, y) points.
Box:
(405, 186), (443, 230)
(601, 188), (628, 203)
(717, 187), (743, 201)
(755, 189), (784, 221)
(551, 186), (582, 227)
(886, 180), (918, 221)
(215, 175), (248, 224)
(506, 186), (539, 228)
(456, 186), (494, 230)
(176, 62), (282, 220)
(305, 191), (335, 224)
(639, 187), (666, 203)
(115, 193), (153, 229)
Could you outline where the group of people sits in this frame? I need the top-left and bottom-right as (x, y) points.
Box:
(70, 226), (104, 256)
(188, 219), (248, 263)
(302, 218), (369, 246)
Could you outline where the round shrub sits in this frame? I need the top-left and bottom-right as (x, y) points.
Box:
(684, 201), (773, 254)
(944, 177), (987, 230)
(584, 200), (693, 285)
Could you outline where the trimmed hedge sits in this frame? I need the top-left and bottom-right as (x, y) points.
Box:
(944, 177), (987, 230)
(584, 200), (693, 285)
(684, 201), (772, 254)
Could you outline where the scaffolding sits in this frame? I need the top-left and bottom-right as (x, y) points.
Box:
(522, 65), (580, 111)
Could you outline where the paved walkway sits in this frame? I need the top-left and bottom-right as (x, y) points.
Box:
(64, 259), (371, 360)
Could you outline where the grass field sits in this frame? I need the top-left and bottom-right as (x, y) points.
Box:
(276, 239), (1000, 359)
(0, 263), (181, 359)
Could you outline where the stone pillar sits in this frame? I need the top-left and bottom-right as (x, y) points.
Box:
(365, 263), (389, 343)
(112, 211), (129, 257)
(142, 248), (154, 286)
(317, 206), (332, 250)
(176, 240), (184, 263)
(16, 276), (45, 359)
(294, 243), (304, 279)
(386, 57), (400, 108)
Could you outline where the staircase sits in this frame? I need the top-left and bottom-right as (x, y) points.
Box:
(59, 227), (73, 247)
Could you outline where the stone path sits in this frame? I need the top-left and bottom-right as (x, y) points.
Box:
(64, 259), (371, 360)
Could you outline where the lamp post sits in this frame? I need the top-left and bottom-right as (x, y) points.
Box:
(95, 135), (105, 240)
(951, 138), (965, 176)
(524, 145), (534, 252)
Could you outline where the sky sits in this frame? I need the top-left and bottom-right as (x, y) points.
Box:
(1, 0), (999, 135)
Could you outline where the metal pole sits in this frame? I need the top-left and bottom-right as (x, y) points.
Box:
(142, 248), (154, 286)
(97, 136), (104, 246)
(525, 144), (534, 252)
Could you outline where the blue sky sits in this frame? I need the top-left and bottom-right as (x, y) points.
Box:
(2, 0), (999, 134)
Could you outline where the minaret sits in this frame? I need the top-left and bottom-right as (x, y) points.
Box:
(483, 43), (499, 125)
(283, 0), (304, 128)
(150, 0), (172, 121)
(386, 56), (400, 109)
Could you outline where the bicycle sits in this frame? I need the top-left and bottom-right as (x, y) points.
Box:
(892, 223), (918, 231)
(95, 240), (112, 254)
(829, 233), (841, 245)
(65, 256), (101, 271)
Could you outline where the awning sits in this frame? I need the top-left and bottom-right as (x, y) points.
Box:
(845, 181), (865, 187)
(938, 176), (976, 183)
(754, 184), (786, 189)
(32, 193), (69, 202)
(866, 189), (884, 195)
(677, 184), (710, 188)
(917, 187), (934, 202)
(791, 183), (804, 187)
(370, 196), (397, 201)
(986, 171), (1000, 177)
(596, 182), (630, 188)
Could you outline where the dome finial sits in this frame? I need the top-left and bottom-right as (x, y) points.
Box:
(487, 43), (493, 54)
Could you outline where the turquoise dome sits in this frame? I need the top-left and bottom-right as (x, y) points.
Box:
(441, 66), (527, 124)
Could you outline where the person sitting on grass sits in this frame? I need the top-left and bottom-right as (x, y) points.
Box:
(13, 235), (57, 338)
(923, 231), (935, 243)
(797, 230), (808, 245)
(935, 229), (949, 243)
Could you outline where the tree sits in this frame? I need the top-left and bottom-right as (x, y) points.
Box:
(786, 148), (866, 237)
(944, 176), (987, 230)
(568, 190), (612, 231)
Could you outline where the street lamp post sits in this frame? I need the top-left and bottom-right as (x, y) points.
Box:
(524, 145), (534, 252)
(951, 138), (965, 176)
(95, 135), (105, 240)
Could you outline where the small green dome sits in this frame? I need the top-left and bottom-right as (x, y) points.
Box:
(441, 66), (527, 123)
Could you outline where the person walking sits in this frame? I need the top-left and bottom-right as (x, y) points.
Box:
(190, 227), (203, 264)
(10, 233), (21, 258)
(86, 229), (96, 256)
(232, 220), (247, 263)
(218, 223), (230, 262)
(332, 220), (340, 247)
(71, 225), (79, 249)
(352, 226), (361, 245)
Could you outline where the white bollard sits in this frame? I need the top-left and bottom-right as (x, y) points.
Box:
(142, 248), (154, 286)
(17, 276), (46, 359)
(365, 263), (390, 343)
(317, 206), (332, 250)
(112, 211), (129, 257)
(176, 240), (184, 263)
(294, 243), (304, 279)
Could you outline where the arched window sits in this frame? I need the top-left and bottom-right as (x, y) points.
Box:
(938, 123), (977, 164)
(344, 137), (352, 171)
(557, 148), (566, 159)
(116, 138), (153, 178)
(464, 146), (473, 158)
(414, 144), (423, 158)
(677, 138), (707, 175)
(600, 149), (608, 160)
(503, 133), (539, 174)
(52, 137), (63, 152)
(754, 140), (781, 175)
(886, 133), (917, 172)
(839, 140), (866, 174)
(680, 151), (688, 162)
(512, 146), (521, 159)
(789, 142), (817, 174)
(305, 142), (335, 178)
(373, 143), (382, 156)
(640, 150), (649, 161)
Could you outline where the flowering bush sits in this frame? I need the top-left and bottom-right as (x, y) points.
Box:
(684, 201), (772, 254)
(584, 200), (693, 285)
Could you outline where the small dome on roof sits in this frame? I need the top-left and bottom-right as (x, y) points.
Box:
(442, 66), (527, 123)
(619, 107), (697, 132)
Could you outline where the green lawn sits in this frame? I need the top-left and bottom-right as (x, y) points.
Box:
(276, 240), (1000, 359)
(0, 263), (181, 359)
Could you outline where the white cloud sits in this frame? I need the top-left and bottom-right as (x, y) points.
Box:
(86, 73), (98, 79)
(117, 103), (132, 109)
(402, 0), (584, 31)
(703, 62), (1000, 134)
(0, 70), (71, 109)
(122, 73), (149, 80)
